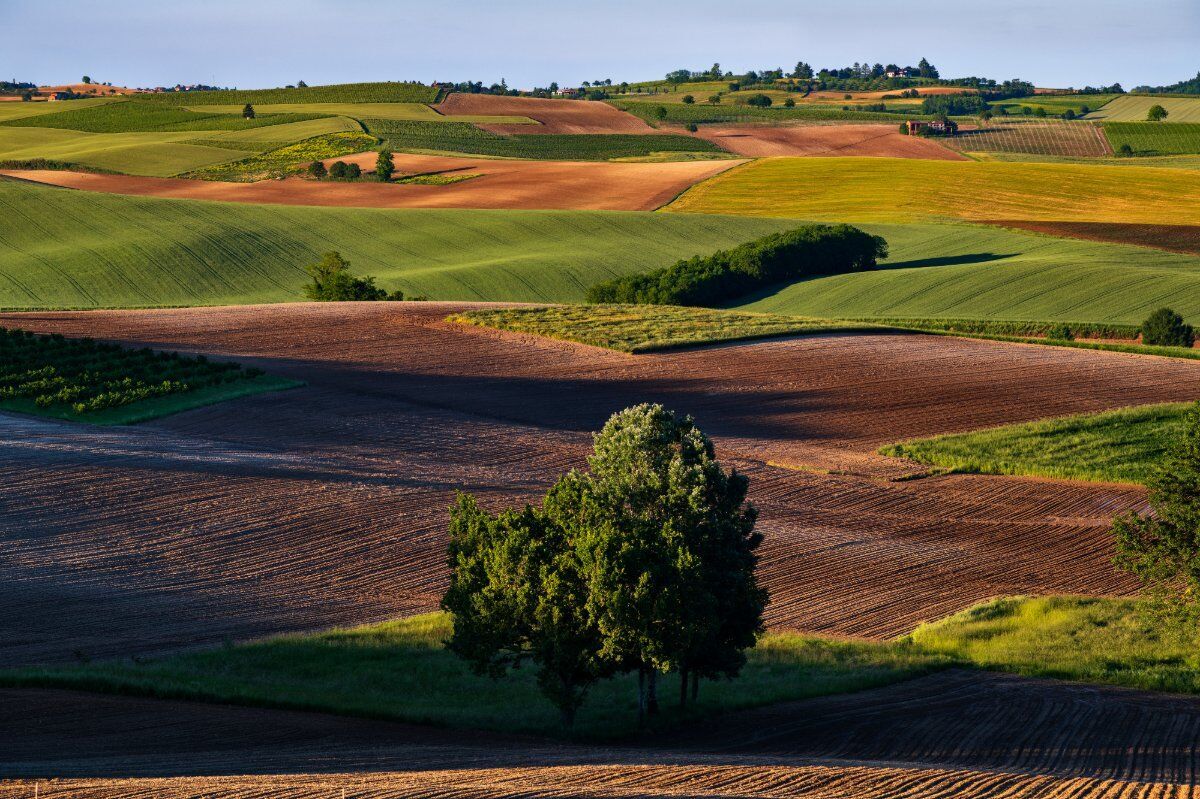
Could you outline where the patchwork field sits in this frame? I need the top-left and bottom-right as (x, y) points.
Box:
(3, 302), (1199, 667)
(667, 156), (1200, 224)
(691, 122), (966, 159)
(1087, 93), (1200, 122)
(437, 92), (656, 133)
(3, 150), (742, 212)
(0, 127), (256, 175)
(185, 102), (536, 124)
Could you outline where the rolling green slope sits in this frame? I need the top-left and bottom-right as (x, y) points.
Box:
(0, 128), (255, 175)
(0, 179), (788, 309)
(1087, 95), (1200, 123)
(735, 222), (1200, 324)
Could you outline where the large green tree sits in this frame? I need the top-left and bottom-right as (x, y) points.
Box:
(1114, 402), (1200, 611)
(441, 487), (614, 727)
(441, 404), (767, 727)
(576, 404), (766, 720)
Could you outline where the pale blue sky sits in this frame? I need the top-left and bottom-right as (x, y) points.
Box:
(6, 0), (1198, 90)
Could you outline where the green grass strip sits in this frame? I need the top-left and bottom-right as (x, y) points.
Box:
(450, 305), (883, 353)
(0, 612), (948, 741)
(881, 401), (1189, 485)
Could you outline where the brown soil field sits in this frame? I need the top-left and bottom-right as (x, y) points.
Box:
(1, 154), (742, 211)
(692, 123), (967, 159)
(438, 93), (657, 134)
(6, 668), (1200, 796)
(994, 220), (1200, 256)
(2, 302), (1199, 668)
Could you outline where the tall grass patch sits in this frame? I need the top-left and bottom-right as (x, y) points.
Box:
(881, 402), (1189, 484)
(2, 611), (947, 740)
(907, 596), (1200, 694)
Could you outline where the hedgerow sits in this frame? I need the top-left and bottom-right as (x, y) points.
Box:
(0, 101), (328, 133)
(0, 327), (263, 416)
(137, 82), (439, 106)
(364, 119), (722, 160)
(184, 132), (378, 181)
(587, 225), (888, 306)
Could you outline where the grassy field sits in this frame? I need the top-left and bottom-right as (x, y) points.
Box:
(187, 102), (535, 124)
(199, 116), (360, 143)
(1, 611), (947, 740)
(0, 97), (117, 122)
(5, 178), (1200, 319)
(880, 402), (1188, 484)
(0, 178), (791, 308)
(182, 132), (378, 180)
(449, 305), (880, 352)
(734, 221), (1200, 324)
(0, 127), (256, 176)
(907, 596), (1200, 694)
(971, 151), (1200, 169)
(365, 119), (725, 160)
(991, 94), (1119, 116)
(1105, 122), (1200, 155)
(10, 598), (1200, 738)
(139, 82), (439, 106)
(667, 157), (1200, 224)
(0, 101), (328, 133)
(1087, 94), (1200, 123)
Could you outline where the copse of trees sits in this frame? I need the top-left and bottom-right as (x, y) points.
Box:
(586, 224), (888, 307)
(921, 94), (986, 116)
(442, 403), (767, 727)
(303, 251), (408, 301)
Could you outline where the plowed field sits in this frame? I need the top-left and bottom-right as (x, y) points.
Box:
(693, 123), (967, 160)
(6, 668), (1200, 796)
(2, 154), (743, 210)
(3, 302), (1198, 667)
(437, 93), (655, 134)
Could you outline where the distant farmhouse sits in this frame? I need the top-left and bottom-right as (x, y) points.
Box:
(906, 119), (958, 136)
(886, 67), (913, 79)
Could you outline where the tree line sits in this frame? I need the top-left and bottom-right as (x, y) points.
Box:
(442, 404), (767, 727)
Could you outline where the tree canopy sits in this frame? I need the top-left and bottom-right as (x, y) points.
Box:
(442, 403), (767, 727)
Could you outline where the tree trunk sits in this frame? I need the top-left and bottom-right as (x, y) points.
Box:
(647, 669), (659, 716)
(560, 705), (576, 728)
(679, 667), (689, 708)
(637, 666), (647, 728)
(691, 671), (700, 701)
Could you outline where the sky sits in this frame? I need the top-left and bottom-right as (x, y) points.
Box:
(5, 0), (1198, 91)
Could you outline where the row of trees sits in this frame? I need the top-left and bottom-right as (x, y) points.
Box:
(307, 150), (395, 182)
(443, 404), (767, 727)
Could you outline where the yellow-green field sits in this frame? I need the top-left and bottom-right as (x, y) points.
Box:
(1087, 94), (1200, 123)
(185, 102), (535, 124)
(667, 157), (1200, 224)
(203, 115), (360, 143)
(0, 97), (118, 122)
(0, 127), (254, 175)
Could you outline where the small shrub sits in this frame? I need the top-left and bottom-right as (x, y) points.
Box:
(328, 161), (349, 179)
(685, 122), (698, 133)
(1118, 143), (1134, 157)
(242, 103), (255, 120)
(681, 94), (694, 104)
(1141, 308), (1195, 347)
(308, 160), (327, 178)
(345, 162), (361, 179)
(784, 98), (795, 107)
(744, 93), (772, 108)
(1046, 323), (1074, 341)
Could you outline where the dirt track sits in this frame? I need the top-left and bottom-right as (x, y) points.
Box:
(692, 123), (968, 159)
(1, 154), (743, 210)
(6, 669), (1200, 795)
(3, 302), (1199, 668)
(438, 93), (656, 134)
